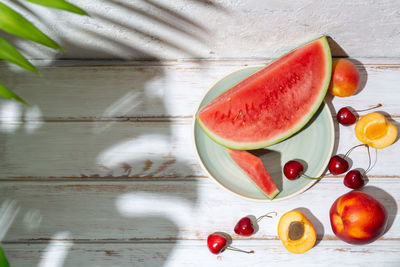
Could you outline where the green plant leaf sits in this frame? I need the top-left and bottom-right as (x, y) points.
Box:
(0, 2), (61, 49)
(0, 36), (39, 74)
(24, 0), (88, 15)
(0, 247), (10, 267)
(0, 83), (27, 104)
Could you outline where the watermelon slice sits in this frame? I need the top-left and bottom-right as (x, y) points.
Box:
(197, 37), (332, 150)
(226, 148), (280, 199)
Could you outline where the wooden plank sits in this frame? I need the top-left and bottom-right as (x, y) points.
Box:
(0, 58), (399, 119)
(0, 179), (398, 242)
(2, 240), (400, 267)
(0, 120), (399, 180)
(0, 121), (203, 179)
(5, 0), (400, 59)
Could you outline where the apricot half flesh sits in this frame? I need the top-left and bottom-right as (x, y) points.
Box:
(278, 210), (316, 254)
(355, 112), (397, 149)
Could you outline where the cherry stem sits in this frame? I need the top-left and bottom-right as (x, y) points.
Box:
(225, 246), (254, 254)
(344, 144), (368, 160)
(364, 145), (373, 175)
(354, 104), (382, 112)
(255, 211), (277, 223)
(300, 174), (322, 180)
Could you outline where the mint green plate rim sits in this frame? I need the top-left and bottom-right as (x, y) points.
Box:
(192, 66), (335, 202)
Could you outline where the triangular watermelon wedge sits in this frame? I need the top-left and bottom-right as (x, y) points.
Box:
(226, 148), (280, 200)
(197, 37), (332, 150)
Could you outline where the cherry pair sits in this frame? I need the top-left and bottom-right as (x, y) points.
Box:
(207, 212), (276, 254)
(328, 144), (371, 189)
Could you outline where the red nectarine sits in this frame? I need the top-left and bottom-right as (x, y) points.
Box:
(329, 191), (387, 244)
(329, 59), (360, 97)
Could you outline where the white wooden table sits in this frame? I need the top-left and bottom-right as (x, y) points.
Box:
(0, 0), (400, 265)
(0, 58), (399, 266)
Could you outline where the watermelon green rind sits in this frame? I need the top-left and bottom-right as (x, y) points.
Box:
(196, 36), (332, 150)
(225, 148), (280, 200)
(248, 179), (280, 200)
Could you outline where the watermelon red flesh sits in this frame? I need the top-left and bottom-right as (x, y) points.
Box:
(226, 148), (280, 200)
(197, 37), (331, 150)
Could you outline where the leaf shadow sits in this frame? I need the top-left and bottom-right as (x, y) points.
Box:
(0, 1), (229, 266)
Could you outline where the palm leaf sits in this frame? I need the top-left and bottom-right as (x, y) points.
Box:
(0, 247), (10, 267)
(0, 36), (39, 74)
(0, 2), (61, 49)
(24, 0), (88, 15)
(0, 83), (27, 104)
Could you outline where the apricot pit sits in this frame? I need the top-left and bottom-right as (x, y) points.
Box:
(278, 210), (316, 254)
(288, 221), (304, 240)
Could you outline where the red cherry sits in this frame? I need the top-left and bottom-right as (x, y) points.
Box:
(234, 217), (254, 236)
(344, 170), (365, 189)
(207, 232), (254, 254)
(328, 155), (349, 175)
(207, 233), (227, 254)
(283, 160), (304, 180)
(234, 212), (276, 237)
(337, 107), (357, 125)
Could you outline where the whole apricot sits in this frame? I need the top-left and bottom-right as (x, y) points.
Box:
(329, 59), (360, 97)
(330, 191), (387, 245)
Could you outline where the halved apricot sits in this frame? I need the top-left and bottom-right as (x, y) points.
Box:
(355, 112), (397, 149)
(277, 210), (316, 254)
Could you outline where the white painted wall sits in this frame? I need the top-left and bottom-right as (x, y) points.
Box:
(2, 0), (400, 59)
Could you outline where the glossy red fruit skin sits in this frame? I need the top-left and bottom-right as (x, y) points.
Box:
(329, 191), (387, 244)
(283, 160), (304, 180)
(234, 217), (255, 236)
(344, 170), (365, 189)
(207, 233), (227, 254)
(328, 155), (349, 175)
(337, 107), (357, 126)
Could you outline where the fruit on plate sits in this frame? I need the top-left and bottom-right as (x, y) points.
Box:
(283, 160), (321, 180)
(283, 160), (304, 180)
(355, 112), (398, 149)
(226, 149), (280, 200)
(196, 37), (332, 150)
(329, 59), (360, 97)
(234, 212), (277, 236)
(278, 210), (317, 254)
(330, 191), (387, 244)
(207, 232), (254, 254)
(343, 170), (365, 189)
